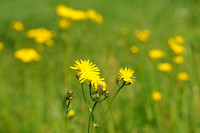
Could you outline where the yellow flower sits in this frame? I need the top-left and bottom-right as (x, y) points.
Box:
(130, 46), (139, 54)
(0, 42), (4, 50)
(177, 72), (189, 81)
(67, 109), (75, 118)
(173, 56), (184, 64)
(118, 67), (135, 84)
(10, 21), (24, 31)
(135, 29), (150, 42)
(27, 28), (55, 44)
(148, 49), (166, 59)
(91, 77), (107, 91)
(157, 63), (173, 72)
(175, 36), (184, 44)
(152, 91), (162, 101)
(121, 28), (128, 35)
(70, 59), (100, 83)
(86, 9), (103, 24)
(56, 5), (88, 21)
(14, 48), (41, 63)
(59, 18), (72, 29)
(170, 44), (184, 55)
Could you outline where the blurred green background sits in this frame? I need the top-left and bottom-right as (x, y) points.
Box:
(0, 0), (200, 132)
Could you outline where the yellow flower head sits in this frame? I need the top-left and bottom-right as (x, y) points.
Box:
(177, 72), (189, 81)
(148, 49), (166, 59)
(70, 59), (100, 83)
(56, 5), (88, 21)
(14, 48), (41, 63)
(175, 36), (184, 44)
(86, 9), (103, 24)
(118, 67), (135, 84)
(170, 44), (184, 55)
(59, 18), (72, 29)
(0, 42), (4, 50)
(173, 56), (184, 64)
(135, 29), (150, 42)
(121, 28), (128, 35)
(157, 63), (173, 72)
(11, 21), (24, 31)
(152, 91), (162, 101)
(67, 109), (75, 118)
(130, 46), (139, 54)
(27, 28), (55, 44)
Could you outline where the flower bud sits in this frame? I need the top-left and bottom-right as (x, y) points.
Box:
(105, 91), (110, 98)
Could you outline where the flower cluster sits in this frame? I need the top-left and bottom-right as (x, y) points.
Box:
(70, 59), (135, 132)
(135, 29), (150, 42)
(14, 48), (41, 63)
(27, 28), (55, 46)
(168, 36), (184, 56)
(56, 5), (103, 29)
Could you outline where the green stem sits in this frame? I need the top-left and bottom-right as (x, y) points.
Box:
(88, 101), (98, 133)
(97, 82), (125, 124)
(89, 83), (93, 100)
(81, 83), (92, 111)
(65, 114), (68, 133)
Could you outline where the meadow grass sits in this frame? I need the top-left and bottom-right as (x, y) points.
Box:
(0, 0), (200, 132)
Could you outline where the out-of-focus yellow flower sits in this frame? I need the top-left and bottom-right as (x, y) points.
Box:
(45, 39), (54, 47)
(118, 67), (136, 84)
(157, 62), (173, 72)
(121, 28), (128, 35)
(148, 49), (166, 59)
(170, 44), (184, 55)
(152, 91), (162, 101)
(177, 72), (189, 81)
(175, 36), (184, 44)
(67, 109), (75, 118)
(173, 56), (184, 64)
(59, 18), (72, 29)
(36, 44), (44, 52)
(0, 42), (4, 50)
(135, 29), (150, 42)
(14, 48), (41, 63)
(130, 46), (139, 54)
(11, 21), (24, 31)
(27, 28), (55, 44)
(86, 9), (103, 24)
(56, 5), (88, 21)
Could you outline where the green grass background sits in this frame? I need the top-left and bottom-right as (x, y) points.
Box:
(0, 0), (200, 132)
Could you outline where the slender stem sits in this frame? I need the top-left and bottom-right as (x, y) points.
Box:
(97, 82), (125, 124)
(66, 101), (71, 112)
(89, 83), (93, 100)
(97, 97), (108, 103)
(65, 101), (70, 133)
(81, 83), (92, 111)
(88, 101), (98, 133)
(65, 114), (68, 133)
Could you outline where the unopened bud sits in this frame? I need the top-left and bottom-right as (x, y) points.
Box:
(105, 91), (110, 98)
(92, 93), (100, 101)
